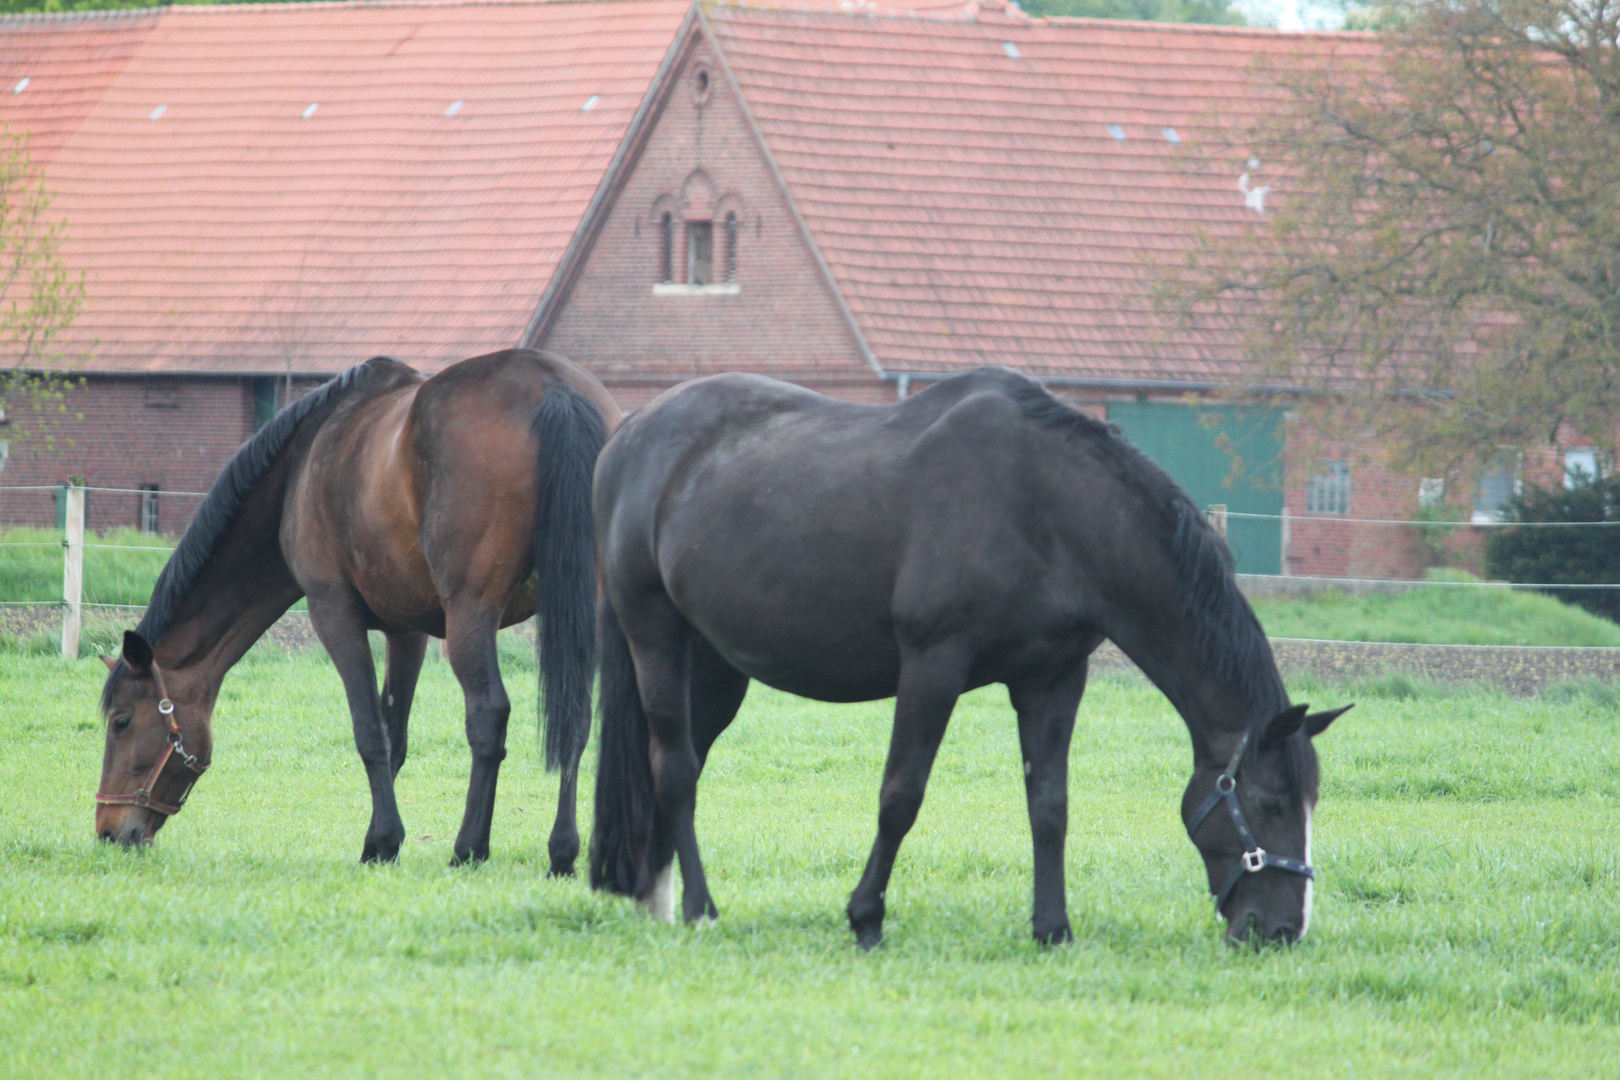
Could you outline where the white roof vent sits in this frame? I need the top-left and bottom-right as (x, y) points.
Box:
(13, 77), (30, 94)
(1107, 124), (1126, 141)
(581, 94), (600, 112)
(1161, 126), (1180, 143)
(1002, 42), (1020, 59)
(445, 100), (464, 118)
(149, 105), (167, 121)
(301, 103), (319, 120)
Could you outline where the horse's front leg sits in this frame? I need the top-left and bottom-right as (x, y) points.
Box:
(1008, 659), (1089, 945)
(444, 607), (510, 866)
(308, 592), (405, 863)
(846, 642), (968, 949)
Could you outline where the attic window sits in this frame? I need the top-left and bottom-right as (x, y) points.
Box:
(659, 212), (674, 283)
(687, 221), (714, 286)
(1107, 124), (1126, 141)
(724, 211), (738, 282)
(691, 64), (714, 105)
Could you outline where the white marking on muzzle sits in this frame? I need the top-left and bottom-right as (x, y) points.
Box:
(1299, 803), (1314, 940)
(640, 862), (676, 924)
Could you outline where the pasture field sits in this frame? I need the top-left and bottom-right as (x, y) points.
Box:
(1, 645), (1617, 1078)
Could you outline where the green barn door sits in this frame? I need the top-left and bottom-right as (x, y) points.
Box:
(1106, 402), (1285, 575)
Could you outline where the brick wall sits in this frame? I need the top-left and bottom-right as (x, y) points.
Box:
(0, 374), (318, 534)
(542, 30), (882, 408)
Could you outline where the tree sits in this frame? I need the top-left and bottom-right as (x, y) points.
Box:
(2, 127), (86, 447)
(1166, 0), (1620, 478)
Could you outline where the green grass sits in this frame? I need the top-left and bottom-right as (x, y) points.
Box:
(1250, 573), (1620, 646)
(0, 526), (175, 608)
(2, 647), (1617, 1077)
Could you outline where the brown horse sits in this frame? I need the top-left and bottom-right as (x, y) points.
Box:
(94, 348), (617, 871)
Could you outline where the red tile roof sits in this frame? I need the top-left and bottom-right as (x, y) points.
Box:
(3, 0), (691, 375)
(707, 3), (1378, 381)
(1, 8), (160, 167)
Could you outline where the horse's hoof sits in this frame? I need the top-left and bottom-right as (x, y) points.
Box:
(547, 860), (577, 879)
(853, 927), (884, 951)
(361, 839), (401, 863)
(1034, 921), (1074, 946)
(449, 846), (488, 867)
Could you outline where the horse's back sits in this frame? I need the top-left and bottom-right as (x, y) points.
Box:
(597, 368), (1086, 699)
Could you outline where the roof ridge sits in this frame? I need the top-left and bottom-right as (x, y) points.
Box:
(0, 7), (164, 26)
(706, 0), (1374, 39)
(169, 0), (666, 17)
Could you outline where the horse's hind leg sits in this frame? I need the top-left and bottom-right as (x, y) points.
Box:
(1008, 658), (1089, 945)
(444, 607), (511, 866)
(548, 753), (582, 878)
(382, 631), (429, 779)
(846, 643), (969, 950)
(308, 591), (405, 863)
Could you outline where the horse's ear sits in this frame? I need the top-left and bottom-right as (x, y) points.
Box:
(1261, 703), (1310, 746)
(1304, 704), (1353, 738)
(121, 631), (154, 674)
(100, 653), (118, 672)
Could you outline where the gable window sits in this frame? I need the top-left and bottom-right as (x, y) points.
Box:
(687, 220), (713, 285)
(659, 212), (674, 284)
(724, 211), (738, 282)
(1305, 460), (1350, 515)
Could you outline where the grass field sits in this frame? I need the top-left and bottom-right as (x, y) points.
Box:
(0, 527), (176, 609)
(1, 645), (1616, 1077)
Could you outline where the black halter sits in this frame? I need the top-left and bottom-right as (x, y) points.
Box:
(1186, 727), (1313, 914)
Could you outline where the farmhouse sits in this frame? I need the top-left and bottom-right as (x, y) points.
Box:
(0, 0), (1564, 574)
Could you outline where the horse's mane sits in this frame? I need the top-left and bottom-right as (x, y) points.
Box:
(1001, 376), (1286, 714)
(134, 357), (404, 648)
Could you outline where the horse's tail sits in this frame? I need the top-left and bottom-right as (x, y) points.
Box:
(531, 381), (608, 772)
(588, 595), (656, 895)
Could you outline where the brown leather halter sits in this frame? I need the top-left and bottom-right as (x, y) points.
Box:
(94, 661), (209, 817)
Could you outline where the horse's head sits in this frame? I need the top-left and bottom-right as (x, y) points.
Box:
(1182, 702), (1351, 946)
(95, 631), (213, 847)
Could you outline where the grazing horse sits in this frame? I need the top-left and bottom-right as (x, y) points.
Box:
(589, 367), (1349, 947)
(95, 349), (616, 872)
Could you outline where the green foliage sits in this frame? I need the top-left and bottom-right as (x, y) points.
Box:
(1485, 475), (1620, 622)
(1017, 0), (1246, 23)
(2, 653), (1618, 1075)
(1249, 574), (1620, 645)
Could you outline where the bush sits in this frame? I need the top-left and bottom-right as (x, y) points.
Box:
(1484, 475), (1620, 622)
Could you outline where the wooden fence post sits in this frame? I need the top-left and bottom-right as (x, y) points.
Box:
(61, 482), (85, 658)
(1207, 503), (1228, 540)
(1280, 505), (1292, 577)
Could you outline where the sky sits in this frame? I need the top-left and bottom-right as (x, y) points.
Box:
(1233, 0), (1351, 30)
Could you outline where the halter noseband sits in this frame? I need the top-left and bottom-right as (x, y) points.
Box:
(94, 661), (208, 818)
(1186, 726), (1313, 914)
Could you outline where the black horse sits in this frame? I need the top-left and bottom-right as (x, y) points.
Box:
(589, 367), (1348, 947)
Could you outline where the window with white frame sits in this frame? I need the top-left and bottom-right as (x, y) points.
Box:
(1564, 448), (1600, 489)
(1473, 449), (1522, 522)
(1305, 460), (1351, 515)
(139, 485), (160, 534)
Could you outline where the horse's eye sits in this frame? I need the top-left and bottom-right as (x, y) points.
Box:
(1259, 798), (1284, 818)
(111, 715), (132, 734)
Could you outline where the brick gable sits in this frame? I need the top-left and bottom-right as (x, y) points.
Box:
(537, 23), (880, 407)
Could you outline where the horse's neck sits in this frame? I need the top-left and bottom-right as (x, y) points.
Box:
(151, 500), (305, 680)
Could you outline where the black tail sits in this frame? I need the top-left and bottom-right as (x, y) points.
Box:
(531, 382), (608, 772)
(588, 595), (656, 895)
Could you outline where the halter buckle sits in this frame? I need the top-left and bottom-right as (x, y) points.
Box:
(1242, 848), (1267, 873)
(1215, 774), (1236, 794)
(158, 698), (174, 715)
